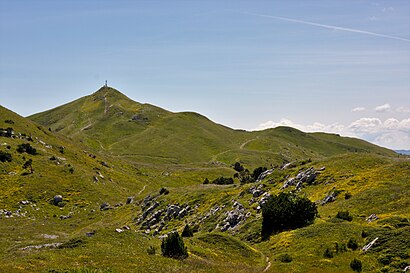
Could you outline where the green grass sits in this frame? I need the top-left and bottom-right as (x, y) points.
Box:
(0, 87), (409, 272)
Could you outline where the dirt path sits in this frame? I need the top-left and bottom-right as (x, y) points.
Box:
(240, 137), (258, 149)
(138, 184), (147, 195)
(263, 256), (271, 272)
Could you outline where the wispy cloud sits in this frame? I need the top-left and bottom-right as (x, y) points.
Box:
(396, 106), (410, 113)
(242, 12), (410, 43)
(352, 107), (366, 112)
(374, 103), (391, 112)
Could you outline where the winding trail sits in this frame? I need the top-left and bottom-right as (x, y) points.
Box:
(240, 137), (259, 149)
(263, 256), (271, 272)
(138, 184), (147, 195)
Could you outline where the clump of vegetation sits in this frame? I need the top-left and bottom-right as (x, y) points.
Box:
(4, 119), (14, 124)
(58, 238), (85, 249)
(159, 187), (169, 195)
(0, 151), (12, 162)
(22, 159), (33, 174)
(211, 176), (234, 185)
(323, 247), (334, 258)
(233, 162), (244, 172)
(261, 192), (318, 239)
(181, 224), (193, 237)
(336, 210), (353, 221)
(203, 178), (209, 184)
(347, 238), (359, 250)
(350, 258), (362, 272)
(161, 231), (188, 259)
(251, 166), (267, 180)
(0, 127), (14, 137)
(17, 143), (37, 155)
(345, 192), (352, 199)
(146, 246), (156, 255)
(279, 253), (292, 263)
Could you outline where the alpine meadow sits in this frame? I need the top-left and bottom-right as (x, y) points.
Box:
(0, 86), (409, 272)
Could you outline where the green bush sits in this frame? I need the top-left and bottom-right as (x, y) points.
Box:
(159, 187), (169, 195)
(203, 178), (209, 184)
(251, 166), (267, 180)
(161, 231), (188, 259)
(350, 258), (362, 272)
(181, 224), (193, 237)
(261, 192), (317, 239)
(17, 143), (37, 155)
(211, 176), (234, 185)
(347, 238), (359, 250)
(279, 253), (292, 263)
(336, 210), (353, 221)
(0, 151), (12, 162)
(233, 162), (244, 172)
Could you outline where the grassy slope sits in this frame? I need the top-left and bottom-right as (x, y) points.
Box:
(29, 87), (396, 167)
(1, 86), (408, 273)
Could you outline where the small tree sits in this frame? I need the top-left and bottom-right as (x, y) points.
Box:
(161, 231), (188, 259)
(17, 143), (37, 155)
(0, 151), (12, 162)
(350, 258), (362, 272)
(22, 159), (33, 174)
(181, 224), (193, 237)
(347, 238), (358, 250)
(233, 162), (244, 172)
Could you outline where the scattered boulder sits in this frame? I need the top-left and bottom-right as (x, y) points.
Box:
(217, 200), (248, 232)
(53, 195), (63, 206)
(362, 237), (378, 252)
(86, 231), (95, 237)
(256, 169), (274, 182)
(319, 191), (337, 205)
(115, 228), (124, 233)
(100, 202), (112, 211)
(366, 213), (378, 223)
(126, 197), (134, 204)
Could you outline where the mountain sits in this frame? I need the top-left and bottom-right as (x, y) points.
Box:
(395, 149), (410, 155)
(29, 86), (396, 166)
(1, 88), (409, 273)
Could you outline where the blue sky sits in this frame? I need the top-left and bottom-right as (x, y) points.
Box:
(1, 0), (409, 149)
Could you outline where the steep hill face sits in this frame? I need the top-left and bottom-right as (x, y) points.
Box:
(29, 86), (396, 166)
(0, 105), (145, 213)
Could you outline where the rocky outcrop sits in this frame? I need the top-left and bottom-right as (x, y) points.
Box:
(217, 201), (249, 232)
(281, 167), (318, 190)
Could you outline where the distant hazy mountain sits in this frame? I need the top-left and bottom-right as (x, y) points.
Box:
(395, 149), (410, 155)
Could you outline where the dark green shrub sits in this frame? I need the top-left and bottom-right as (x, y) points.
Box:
(336, 210), (353, 221)
(159, 187), (169, 195)
(203, 178), (209, 184)
(181, 224), (193, 237)
(323, 247), (334, 258)
(22, 159), (33, 173)
(17, 143), (37, 155)
(345, 192), (352, 199)
(212, 176), (234, 185)
(251, 166), (267, 180)
(378, 255), (393, 265)
(0, 151), (12, 162)
(350, 258), (362, 272)
(4, 119), (14, 124)
(261, 192), (318, 239)
(279, 253), (292, 263)
(347, 238), (358, 250)
(233, 162), (244, 172)
(361, 230), (368, 238)
(161, 231), (188, 259)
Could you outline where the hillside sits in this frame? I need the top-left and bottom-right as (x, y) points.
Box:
(1, 88), (409, 273)
(29, 86), (396, 167)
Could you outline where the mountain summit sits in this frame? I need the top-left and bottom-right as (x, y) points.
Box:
(29, 86), (395, 165)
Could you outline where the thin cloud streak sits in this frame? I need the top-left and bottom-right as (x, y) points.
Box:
(243, 12), (410, 43)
